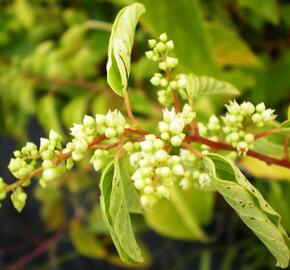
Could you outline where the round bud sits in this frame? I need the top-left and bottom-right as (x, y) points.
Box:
(157, 185), (169, 198)
(134, 179), (145, 190)
(169, 80), (177, 89)
(148, 39), (157, 48)
(155, 42), (166, 52)
(153, 139), (165, 149)
(256, 103), (265, 113)
(241, 102), (255, 115)
(172, 164), (184, 176)
(252, 113), (262, 123)
(150, 75), (161, 86)
(169, 118), (184, 134)
(123, 142), (134, 152)
(161, 132), (170, 141)
(244, 133), (254, 143)
(95, 116), (105, 127)
(155, 149), (168, 162)
(145, 50), (154, 59)
(159, 62), (167, 70)
(49, 130), (61, 142)
(170, 135), (183, 147)
(160, 78), (168, 87)
(74, 138), (88, 152)
(159, 167), (171, 178)
(177, 77), (187, 88)
(165, 40), (174, 50)
(140, 140), (153, 153)
(83, 115), (95, 126)
(42, 168), (56, 181)
(180, 178), (191, 190)
(105, 127), (117, 139)
(72, 151), (84, 161)
(159, 121), (169, 132)
(140, 195), (150, 207)
(144, 185), (154, 195)
(159, 33), (168, 42)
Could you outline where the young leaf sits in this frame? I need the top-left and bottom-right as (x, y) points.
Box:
(202, 154), (290, 268)
(180, 74), (240, 99)
(99, 162), (143, 263)
(106, 3), (145, 97)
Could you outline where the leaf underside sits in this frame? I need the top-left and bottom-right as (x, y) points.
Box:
(106, 3), (145, 97)
(203, 154), (290, 268)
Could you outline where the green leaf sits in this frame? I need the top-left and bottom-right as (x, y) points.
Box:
(137, 0), (218, 75)
(69, 220), (106, 258)
(145, 184), (213, 241)
(207, 23), (261, 68)
(99, 162), (143, 263)
(37, 95), (63, 136)
(180, 74), (240, 99)
(61, 96), (87, 129)
(238, 0), (279, 25)
(203, 154), (290, 268)
(106, 3), (145, 97)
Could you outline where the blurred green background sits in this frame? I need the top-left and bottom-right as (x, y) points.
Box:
(0, 0), (289, 269)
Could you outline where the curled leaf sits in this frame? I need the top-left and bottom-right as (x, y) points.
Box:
(107, 3), (145, 96)
(203, 154), (290, 268)
(99, 162), (143, 263)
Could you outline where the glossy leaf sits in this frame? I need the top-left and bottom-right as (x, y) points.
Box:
(106, 3), (145, 96)
(99, 162), (143, 263)
(145, 184), (212, 241)
(180, 74), (240, 99)
(203, 154), (290, 268)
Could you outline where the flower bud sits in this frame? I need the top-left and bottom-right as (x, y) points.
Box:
(148, 39), (157, 48)
(105, 127), (117, 139)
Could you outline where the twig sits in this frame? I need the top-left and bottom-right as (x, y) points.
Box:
(8, 221), (71, 270)
(186, 135), (290, 169)
(124, 92), (139, 127)
(254, 128), (283, 140)
(181, 142), (203, 158)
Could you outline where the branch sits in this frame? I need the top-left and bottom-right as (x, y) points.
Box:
(186, 135), (290, 169)
(8, 221), (71, 270)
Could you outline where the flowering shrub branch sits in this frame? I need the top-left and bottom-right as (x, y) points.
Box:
(0, 2), (289, 268)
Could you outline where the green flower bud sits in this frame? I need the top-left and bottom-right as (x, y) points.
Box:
(155, 149), (168, 162)
(256, 103), (265, 113)
(74, 138), (88, 152)
(11, 188), (27, 212)
(155, 42), (166, 52)
(105, 127), (117, 139)
(159, 33), (168, 42)
(140, 140), (153, 153)
(170, 135), (183, 147)
(134, 179), (145, 190)
(95, 114), (105, 125)
(160, 78), (168, 87)
(172, 164), (184, 176)
(244, 133), (254, 143)
(161, 132), (170, 141)
(83, 115), (95, 126)
(159, 167), (171, 178)
(165, 40), (174, 50)
(145, 50), (154, 59)
(148, 39), (157, 48)
(156, 185), (169, 198)
(153, 138), (165, 150)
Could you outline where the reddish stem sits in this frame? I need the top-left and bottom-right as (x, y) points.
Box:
(124, 92), (138, 126)
(186, 135), (290, 169)
(254, 128), (282, 140)
(8, 221), (70, 270)
(172, 91), (182, 112)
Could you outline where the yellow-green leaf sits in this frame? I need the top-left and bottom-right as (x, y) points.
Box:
(106, 3), (145, 96)
(203, 154), (290, 268)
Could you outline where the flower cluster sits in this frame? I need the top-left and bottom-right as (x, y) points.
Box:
(159, 104), (195, 147)
(179, 149), (211, 190)
(4, 109), (127, 211)
(129, 134), (185, 207)
(90, 149), (111, 172)
(146, 33), (187, 106)
(222, 101), (275, 155)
